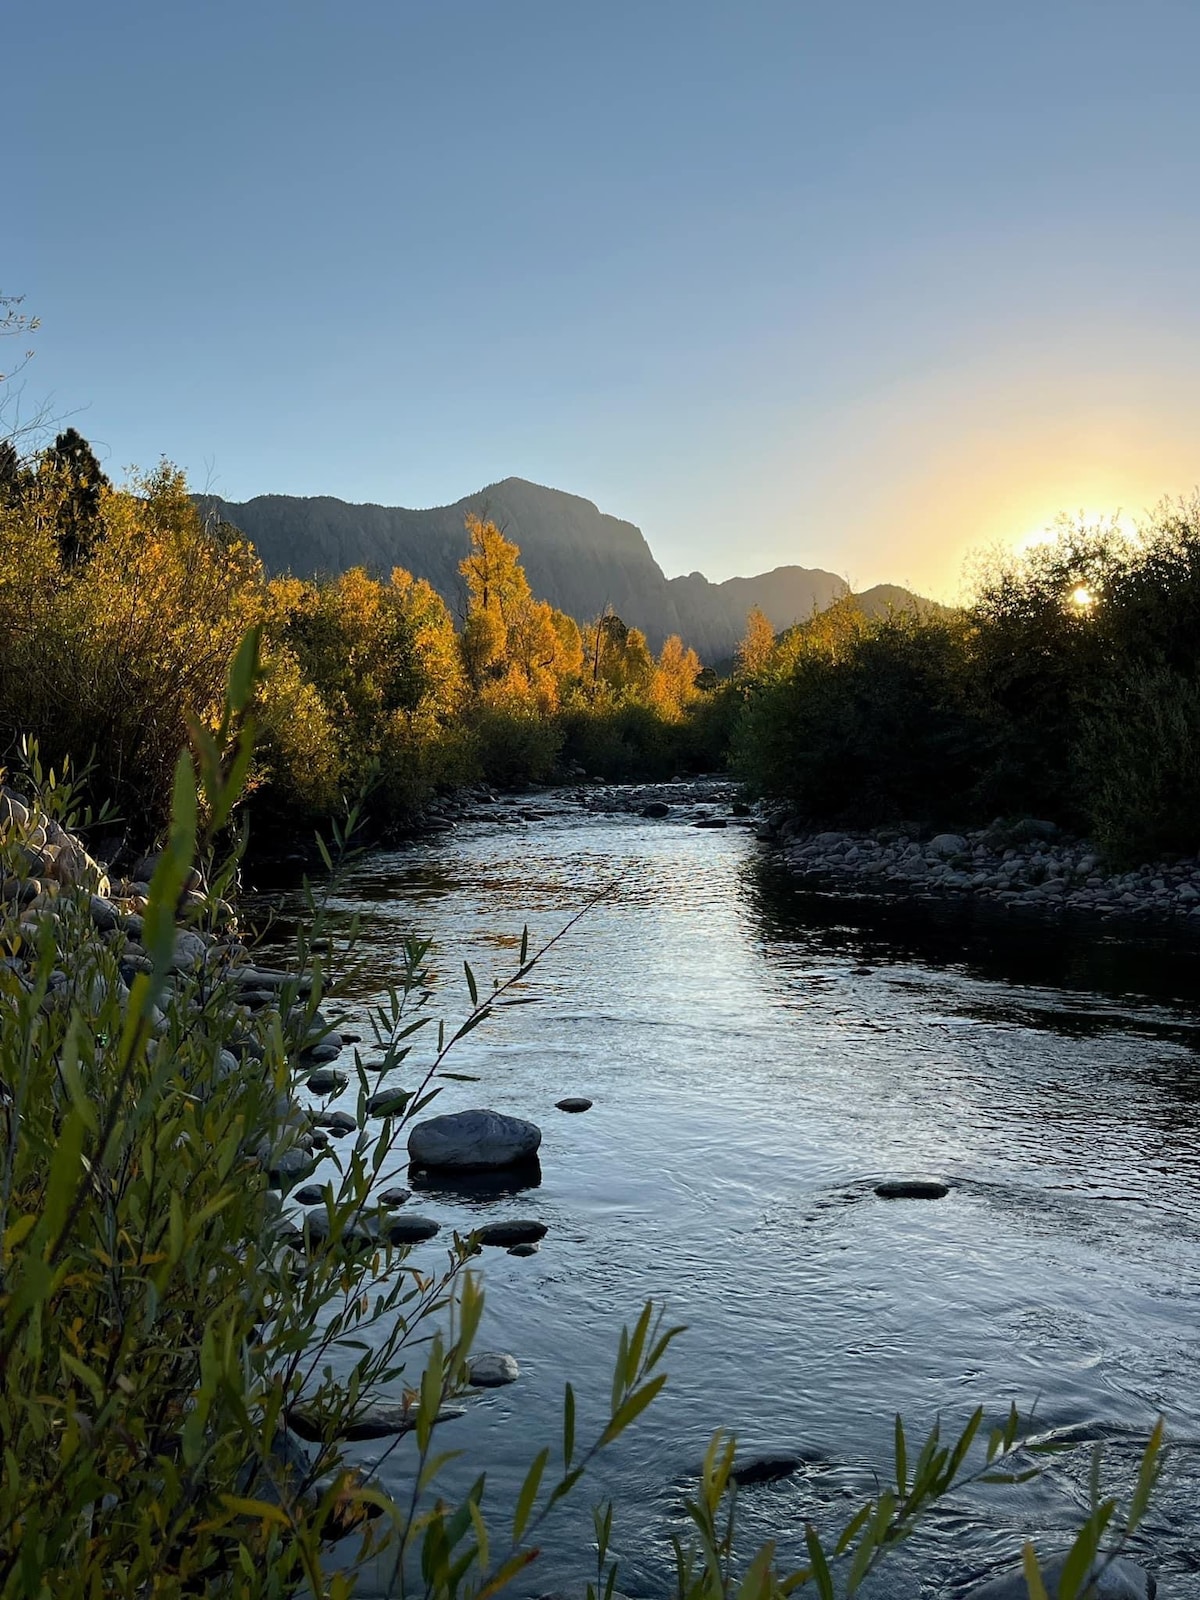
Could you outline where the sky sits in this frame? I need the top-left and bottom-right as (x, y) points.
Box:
(9, 0), (1200, 599)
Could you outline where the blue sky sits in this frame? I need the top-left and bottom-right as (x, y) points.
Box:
(10, 0), (1200, 595)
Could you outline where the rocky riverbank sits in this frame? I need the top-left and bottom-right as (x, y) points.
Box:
(761, 810), (1200, 929)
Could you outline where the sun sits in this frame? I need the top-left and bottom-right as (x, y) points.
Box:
(1069, 585), (1095, 608)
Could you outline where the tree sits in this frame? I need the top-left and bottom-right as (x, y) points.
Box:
(735, 605), (776, 677)
(38, 427), (110, 567)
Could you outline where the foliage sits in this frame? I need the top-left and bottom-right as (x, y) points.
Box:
(734, 498), (1200, 863)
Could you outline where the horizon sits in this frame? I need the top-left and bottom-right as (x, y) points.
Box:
(13, 0), (1200, 600)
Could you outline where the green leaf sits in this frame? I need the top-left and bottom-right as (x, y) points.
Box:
(1127, 1418), (1164, 1533)
(512, 1448), (548, 1545)
(563, 1381), (575, 1469)
(895, 1413), (908, 1499)
(804, 1526), (835, 1600)
(464, 961), (478, 1007)
(1022, 1545), (1050, 1600)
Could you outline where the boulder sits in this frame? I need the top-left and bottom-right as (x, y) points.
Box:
(408, 1108), (542, 1171)
(306, 1068), (348, 1096)
(302, 1038), (342, 1064)
(312, 1109), (358, 1137)
(367, 1086), (412, 1117)
(641, 801), (670, 819)
(377, 1186), (411, 1206)
(963, 1555), (1153, 1600)
(693, 817), (728, 829)
(555, 1096), (593, 1113)
(468, 1352), (520, 1387)
(170, 931), (208, 971)
(927, 833), (968, 859)
(474, 1220), (548, 1247)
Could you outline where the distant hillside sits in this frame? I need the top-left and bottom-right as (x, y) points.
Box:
(200, 477), (931, 663)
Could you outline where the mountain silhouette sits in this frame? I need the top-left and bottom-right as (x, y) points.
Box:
(201, 476), (931, 662)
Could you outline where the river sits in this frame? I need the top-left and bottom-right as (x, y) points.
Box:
(265, 800), (1200, 1597)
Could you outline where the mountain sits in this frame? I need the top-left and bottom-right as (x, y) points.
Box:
(200, 477), (928, 663)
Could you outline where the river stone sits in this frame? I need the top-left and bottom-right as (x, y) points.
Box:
(963, 1554), (1153, 1600)
(641, 801), (670, 818)
(507, 1241), (540, 1257)
(555, 1096), (593, 1112)
(731, 1453), (803, 1487)
(306, 1067), (348, 1096)
(312, 1109), (358, 1136)
(295, 1183), (331, 1205)
(378, 1186), (411, 1206)
(408, 1108), (542, 1170)
(693, 817), (728, 829)
(468, 1352), (520, 1387)
(875, 1178), (949, 1200)
(367, 1086), (412, 1117)
(288, 1401), (466, 1443)
(377, 1213), (440, 1244)
(474, 1219), (548, 1247)
(171, 930), (208, 970)
(302, 1038), (342, 1064)
(89, 895), (119, 932)
(928, 833), (968, 858)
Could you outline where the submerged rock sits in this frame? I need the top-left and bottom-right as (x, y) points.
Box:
(288, 1401), (466, 1443)
(555, 1096), (593, 1113)
(507, 1241), (540, 1257)
(731, 1453), (803, 1487)
(367, 1086), (412, 1117)
(468, 1352), (520, 1387)
(408, 1108), (542, 1170)
(874, 1178), (949, 1200)
(474, 1219), (548, 1247)
(963, 1554), (1153, 1600)
(693, 817), (728, 829)
(641, 801), (670, 818)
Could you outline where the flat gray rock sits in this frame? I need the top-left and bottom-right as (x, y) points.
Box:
(288, 1401), (465, 1442)
(377, 1186), (411, 1206)
(468, 1352), (520, 1387)
(408, 1108), (542, 1170)
(875, 1179), (949, 1200)
(963, 1555), (1153, 1600)
(475, 1219), (548, 1247)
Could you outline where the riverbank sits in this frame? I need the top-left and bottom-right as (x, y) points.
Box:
(760, 811), (1200, 931)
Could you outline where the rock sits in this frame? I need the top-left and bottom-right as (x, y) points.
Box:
(377, 1186), (411, 1206)
(874, 1179), (949, 1200)
(132, 853), (161, 883)
(963, 1554), (1153, 1600)
(507, 1241), (540, 1257)
(731, 1453), (803, 1487)
(641, 801), (670, 818)
(312, 1109), (358, 1137)
(468, 1352), (520, 1387)
(302, 1038), (342, 1064)
(367, 1086), (412, 1117)
(927, 833), (967, 859)
(555, 1096), (593, 1113)
(170, 930), (208, 971)
(306, 1068), (348, 1096)
(731, 801), (752, 817)
(288, 1401), (466, 1443)
(88, 896), (119, 933)
(295, 1183), (331, 1205)
(408, 1108), (542, 1171)
(378, 1214), (440, 1244)
(474, 1220), (548, 1247)
(266, 1147), (317, 1188)
(693, 817), (728, 829)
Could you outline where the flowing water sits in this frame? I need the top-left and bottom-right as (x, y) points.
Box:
(262, 804), (1200, 1597)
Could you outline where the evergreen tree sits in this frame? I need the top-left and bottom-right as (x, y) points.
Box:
(39, 427), (109, 567)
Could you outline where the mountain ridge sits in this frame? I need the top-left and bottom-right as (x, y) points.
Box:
(200, 476), (931, 663)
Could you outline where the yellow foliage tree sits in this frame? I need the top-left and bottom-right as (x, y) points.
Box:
(735, 605), (776, 677)
(650, 634), (703, 719)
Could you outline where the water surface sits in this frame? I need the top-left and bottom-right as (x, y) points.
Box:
(266, 810), (1200, 1597)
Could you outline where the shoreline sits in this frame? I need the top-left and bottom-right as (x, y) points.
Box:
(760, 813), (1200, 936)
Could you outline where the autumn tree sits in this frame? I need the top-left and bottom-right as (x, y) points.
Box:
(650, 634), (704, 718)
(459, 514), (579, 710)
(735, 605), (776, 677)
